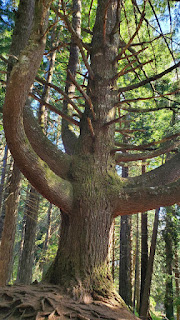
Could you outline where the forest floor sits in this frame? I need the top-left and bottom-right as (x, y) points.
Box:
(0, 283), (139, 320)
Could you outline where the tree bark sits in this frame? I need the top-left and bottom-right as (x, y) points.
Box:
(140, 164), (148, 312)
(0, 164), (21, 286)
(16, 186), (39, 284)
(139, 208), (159, 319)
(140, 212), (148, 311)
(133, 213), (140, 313)
(0, 145), (8, 237)
(119, 167), (132, 307)
(163, 208), (174, 320)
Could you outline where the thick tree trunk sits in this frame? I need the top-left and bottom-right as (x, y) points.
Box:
(46, 190), (116, 299)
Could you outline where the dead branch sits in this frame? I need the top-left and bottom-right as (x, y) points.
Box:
(115, 89), (180, 108)
(29, 92), (79, 126)
(35, 76), (82, 116)
(103, 115), (126, 127)
(115, 132), (180, 151)
(87, 117), (95, 138)
(111, 59), (137, 81)
(117, 0), (147, 60)
(114, 46), (148, 63)
(118, 60), (180, 93)
(88, 0), (94, 29)
(67, 69), (95, 119)
(115, 128), (146, 133)
(52, 6), (94, 79)
(115, 140), (180, 163)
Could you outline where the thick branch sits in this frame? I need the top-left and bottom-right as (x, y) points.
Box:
(130, 152), (180, 189)
(23, 106), (71, 179)
(3, 1), (73, 213)
(112, 178), (180, 217)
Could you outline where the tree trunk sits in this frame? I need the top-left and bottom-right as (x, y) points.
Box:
(139, 208), (159, 319)
(45, 190), (117, 299)
(119, 166), (133, 307)
(0, 163), (21, 285)
(140, 164), (148, 312)
(140, 212), (148, 308)
(164, 208), (174, 320)
(17, 186), (39, 284)
(174, 250), (180, 320)
(0, 144), (8, 238)
(133, 213), (140, 313)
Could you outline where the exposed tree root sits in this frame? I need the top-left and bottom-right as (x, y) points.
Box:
(0, 284), (139, 320)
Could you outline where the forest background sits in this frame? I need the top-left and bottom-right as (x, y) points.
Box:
(0, 0), (180, 319)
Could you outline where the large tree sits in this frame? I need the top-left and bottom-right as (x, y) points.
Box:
(2, 0), (180, 302)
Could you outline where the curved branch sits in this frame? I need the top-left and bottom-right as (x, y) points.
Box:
(112, 178), (180, 217)
(115, 140), (180, 163)
(130, 152), (180, 188)
(23, 106), (71, 180)
(3, 1), (73, 213)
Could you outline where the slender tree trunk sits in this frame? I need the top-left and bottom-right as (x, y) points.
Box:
(139, 208), (160, 319)
(16, 185), (30, 282)
(133, 213), (140, 313)
(0, 144), (8, 209)
(0, 145), (8, 238)
(0, 163), (21, 285)
(17, 186), (39, 284)
(119, 166), (133, 307)
(140, 211), (148, 310)
(164, 208), (174, 320)
(140, 164), (148, 312)
(174, 250), (180, 320)
(111, 220), (115, 281)
(41, 203), (53, 276)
